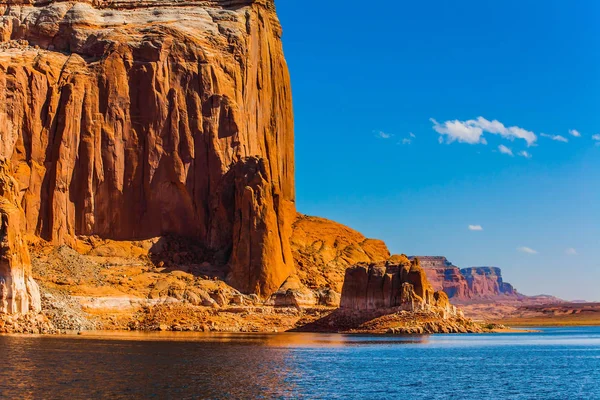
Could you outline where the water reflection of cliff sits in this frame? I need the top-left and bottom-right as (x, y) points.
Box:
(0, 333), (430, 398)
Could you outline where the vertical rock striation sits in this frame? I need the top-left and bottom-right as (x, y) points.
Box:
(414, 256), (471, 299)
(0, 160), (41, 314)
(412, 256), (520, 301)
(340, 257), (459, 318)
(0, 0), (295, 297)
(460, 267), (517, 297)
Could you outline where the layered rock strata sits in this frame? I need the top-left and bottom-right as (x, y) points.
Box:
(415, 256), (471, 299)
(412, 256), (519, 300)
(461, 267), (517, 297)
(0, 0), (294, 298)
(340, 257), (459, 319)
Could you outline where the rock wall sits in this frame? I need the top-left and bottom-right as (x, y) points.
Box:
(0, 160), (41, 314)
(0, 0), (294, 297)
(291, 214), (390, 292)
(414, 256), (471, 299)
(412, 256), (519, 301)
(340, 257), (459, 318)
(460, 267), (517, 297)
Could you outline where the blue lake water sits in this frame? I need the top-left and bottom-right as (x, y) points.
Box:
(1, 327), (599, 399)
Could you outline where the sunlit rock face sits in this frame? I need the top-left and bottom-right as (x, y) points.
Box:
(0, 161), (41, 314)
(414, 256), (471, 300)
(340, 258), (460, 319)
(412, 256), (520, 301)
(0, 0), (295, 297)
(460, 267), (518, 297)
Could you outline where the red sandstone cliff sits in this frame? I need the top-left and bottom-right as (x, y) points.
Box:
(0, 161), (41, 314)
(414, 256), (471, 299)
(0, 0), (294, 298)
(340, 257), (460, 319)
(460, 267), (517, 298)
(412, 256), (519, 301)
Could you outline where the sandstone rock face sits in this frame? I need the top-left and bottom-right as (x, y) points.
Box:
(340, 259), (459, 318)
(0, 0), (294, 297)
(0, 160), (41, 314)
(291, 214), (390, 292)
(460, 267), (517, 297)
(267, 275), (318, 308)
(414, 256), (471, 299)
(413, 256), (519, 301)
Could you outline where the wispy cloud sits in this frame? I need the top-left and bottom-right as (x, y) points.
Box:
(468, 225), (483, 231)
(518, 150), (532, 159)
(569, 129), (582, 138)
(374, 131), (393, 139)
(518, 246), (538, 255)
(498, 145), (514, 156)
(399, 138), (412, 145)
(431, 117), (536, 146)
(541, 133), (569, 143)
(409, 132), (416, 138)
(431, 118), (484, 144)
(593, 134), (600, 146)
(565, 248), (578, 256)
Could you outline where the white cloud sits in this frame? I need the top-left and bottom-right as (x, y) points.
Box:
(468, 225), (483, 231)
(400, 138), (412, 145)
(430, 117), (537, 146)
(565, 248), (578, 256)
(592, 134), (600, 141)
(498, 145), (513, 156)
(430, 118), (484, 144)
(541, 133), (569, 143)
(569, 129), (582, 137)
(409, 132), (416, 138)
(375, 131), (393, 139)
(518, 246), (538, 255)
(518, 150), (532, 159)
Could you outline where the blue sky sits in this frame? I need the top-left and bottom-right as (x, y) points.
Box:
(276, 0), (600, 301)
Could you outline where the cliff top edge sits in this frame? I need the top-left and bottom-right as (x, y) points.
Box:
(0, 0), (274, 9)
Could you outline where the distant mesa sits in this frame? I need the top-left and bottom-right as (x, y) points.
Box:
(409, 256), (519, 302)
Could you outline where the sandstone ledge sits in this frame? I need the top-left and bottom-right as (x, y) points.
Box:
(294, 309), (487, 335)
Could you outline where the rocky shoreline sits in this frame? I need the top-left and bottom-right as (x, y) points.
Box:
(1, 305), (507, 336)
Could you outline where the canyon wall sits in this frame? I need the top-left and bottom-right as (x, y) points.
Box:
(340, 257), (459, 318)
(411, 256), (519, 301)
(0, 161), (41, 314)
(415, 256), (471, 299)
(0, 0), (294, 298)
(460, 267), (517, 297)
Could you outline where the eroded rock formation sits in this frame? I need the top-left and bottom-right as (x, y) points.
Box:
(461, 267), (517, 297)
(340, 257), (459, 318)
(0, 160), (41, 314)
(414, 256), (471, 299)
(412, 256), (519, 301)
(0, 0), (294, 297)
(291, 214), (390, 292)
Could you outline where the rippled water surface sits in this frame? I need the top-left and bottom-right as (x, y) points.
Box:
(1, 327), (600, 399)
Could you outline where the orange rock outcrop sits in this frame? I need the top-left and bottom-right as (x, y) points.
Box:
(340, 257), (460, 318)
(0, 0), (294, 298)
(0, 160), (41, 314)
(291, 214), (390, 291)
